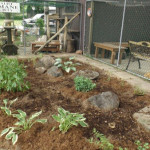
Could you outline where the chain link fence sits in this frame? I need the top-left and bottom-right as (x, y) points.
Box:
(84, 0), (150, 80)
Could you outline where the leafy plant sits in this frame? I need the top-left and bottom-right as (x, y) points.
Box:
(13, 110), (47, 131)
(134, 87), (145, 96)
(118, 147), (128, 150)
(135, 140), (149, 150)
(89, 128), (114, 150)
(54, 56), (80, 73)
(1, 110), (47, 145)
(35, 18), (44, 35)
(0, 58), (30, 93)
(52, 107), (88, 133)
(74, 76), (96, 92)
(0, 98), (18, 116)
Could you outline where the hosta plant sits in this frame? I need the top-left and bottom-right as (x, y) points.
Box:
(0, 58), (30, 93)
(1, 110), (47, 145)
(74, 76), (96, 92)
(54, 56), (81, 73)
(0, 98), (18, 116)
(52, 107), (88, 133)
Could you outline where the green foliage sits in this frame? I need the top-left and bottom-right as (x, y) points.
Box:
(35, 18), (44, 35)
(1, 110), (47, 145)
(0, 98), (17, 116)
(89, 128), (114, 150)
(0, 58), (30, 93)
(134, 87), (145, 96)
(118, 147), (128, 150)
(135, 140), (150, 150)
(74, 76), (96, 92)
(13, 110), (47, 131)
(52, 107), (88, 133)
(54, 56), (81, 73)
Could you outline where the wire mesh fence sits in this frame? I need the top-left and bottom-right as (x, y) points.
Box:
(84, 0), (150, 80)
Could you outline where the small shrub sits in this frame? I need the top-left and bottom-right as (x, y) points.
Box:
(1, 110), (47, 145)
(74, 76), (96, 92)
(89, 128), (114, 150)
(54, 56), (81, 73)
(0, 58), (30, 93)
(52, 107), (88, 133)
(135, 140), (150, 150)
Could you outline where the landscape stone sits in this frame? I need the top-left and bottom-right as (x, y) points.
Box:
(133, 106), (150, 132)
(35, 67), (46, 74)
(87, 91), (119, 111)
(40, 56), (55, 69)
(35, 56), (55, 69)
(71, 69), (99, 80)
(47, 66), (63, 77)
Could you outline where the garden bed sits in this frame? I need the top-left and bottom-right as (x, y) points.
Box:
(0, 57), (150, 150)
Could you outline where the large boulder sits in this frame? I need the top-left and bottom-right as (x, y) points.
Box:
(47, 66), (63, 77)
(133, 106), (150, 132)
(87, 91), (119, 111)
(35, 56), (55, 69)
(71, 70), (99, 80)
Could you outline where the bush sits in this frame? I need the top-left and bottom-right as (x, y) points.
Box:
(0, 58), (30, 93)
(74, 76), (96, 92)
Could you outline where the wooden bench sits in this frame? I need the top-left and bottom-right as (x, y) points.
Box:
(94, 42), (128, 64)
(126, 41), (150, 70)
(32, 40), (61, 53)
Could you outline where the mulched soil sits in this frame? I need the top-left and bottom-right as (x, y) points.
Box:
(0, 57), (150, 150)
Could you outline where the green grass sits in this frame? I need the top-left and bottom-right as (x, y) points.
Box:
(0, 19), (22, 26)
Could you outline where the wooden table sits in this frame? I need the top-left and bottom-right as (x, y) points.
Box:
(32, 40), (62, 53)
(94, 42), (128, 64)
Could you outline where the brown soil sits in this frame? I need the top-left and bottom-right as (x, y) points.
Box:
(0, 58), (150, 150)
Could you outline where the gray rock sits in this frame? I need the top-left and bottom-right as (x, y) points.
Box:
(133, 106), (150, 132)
(47, 66), (63, 77)
(35, 67), (46, 74)
(88, 91), (119, 111)
(40, 56), (55, 69)
(35, 56), (55, 69)
(71, 70), (99, 80)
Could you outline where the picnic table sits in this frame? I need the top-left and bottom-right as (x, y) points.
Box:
(94, 42), (128, 64)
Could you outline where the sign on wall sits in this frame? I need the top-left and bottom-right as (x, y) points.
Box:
(0, 2), (20, 13)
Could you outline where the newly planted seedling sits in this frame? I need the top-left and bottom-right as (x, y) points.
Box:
(89, 128), (114, 150)
(1, 110), (47, 145)
(0, 98), (18, 116)
(0, 58), (30, 93)
(54, 56), (81, 73)
(135, 140), (150, 150)
(74, 76), (96, 92)
(52, 107), (88, 133)
(134, 87), (145, 96)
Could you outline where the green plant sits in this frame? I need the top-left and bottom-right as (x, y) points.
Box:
(13, 110), (47, 131)
(1, 110), (47, 145)
(0, 58), (30, 93)
(89, 128), (114, 150)
(52, 107), (88, 133)
(54, 56), (80, 73)
(35, 18), (44, 35)
(134, 87), (145, 96)
(135, 140), (149, 150)
(0, 98), (17, 116)
(118, 147), (128, 150)
(74, 76), (96, 92)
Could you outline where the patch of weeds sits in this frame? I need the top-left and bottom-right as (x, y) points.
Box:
(74, 76), (96, 92)
(134, 87), (145, 96)
(52, 107), (88, 133)
(118, 147), (128, 150)
(54, 56), (81, 73)
(120, 80), (125, 87)
(89, 128), (114, 150)
(1, 110), (47, 145)
(0, 98), (17, 116)
(135, 140), (150, 150)
(0, 58), (30, 93)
